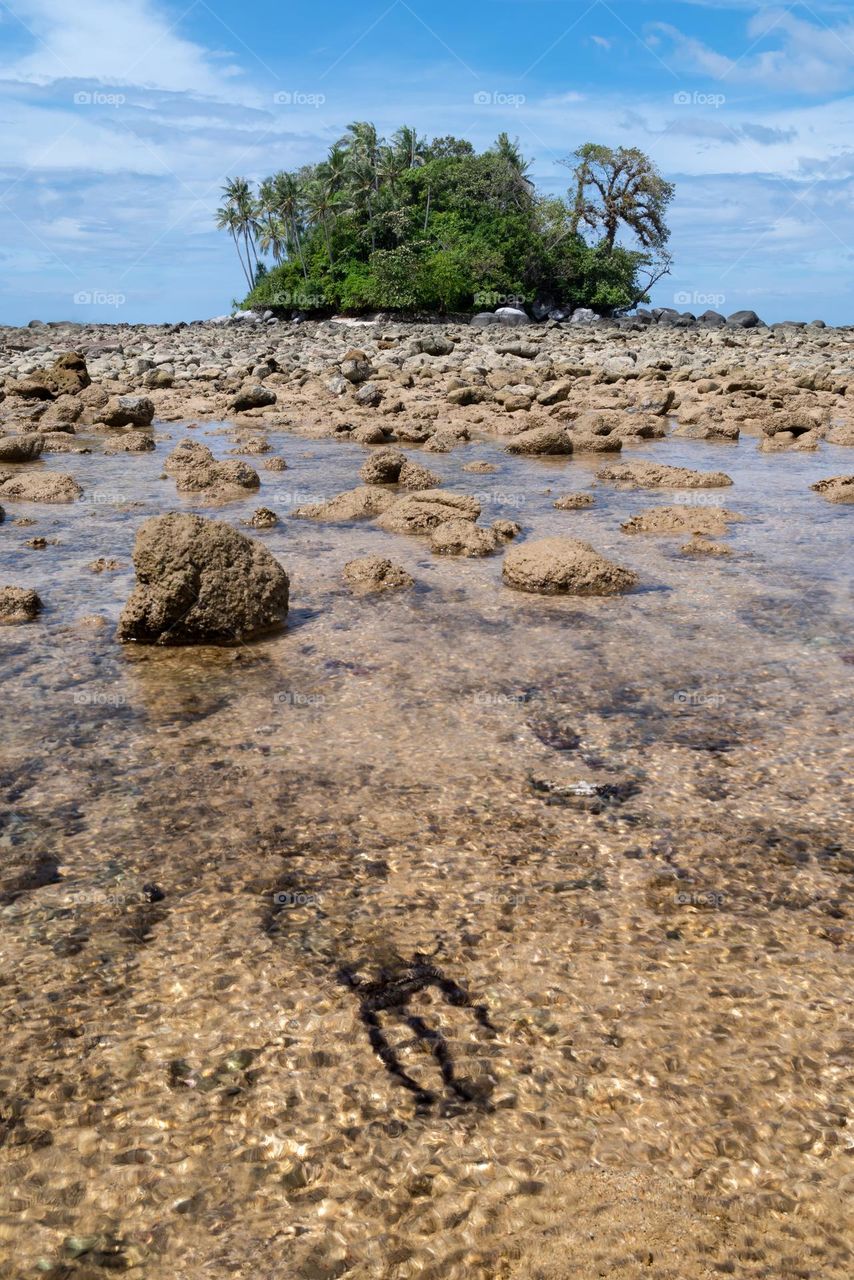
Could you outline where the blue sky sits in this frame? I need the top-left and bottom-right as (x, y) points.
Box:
(1, 0), (853, 324)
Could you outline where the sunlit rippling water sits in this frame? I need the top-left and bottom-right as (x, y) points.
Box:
(0, 419), (851, 1278)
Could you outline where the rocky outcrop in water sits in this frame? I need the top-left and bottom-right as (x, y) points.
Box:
(502, 537), (638, 595)
(118, 512), (290, 645)
(343, 556), (414, 592)
(0, 586), (42, 622)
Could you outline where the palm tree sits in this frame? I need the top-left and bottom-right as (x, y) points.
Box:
(215, 178), (257, 289)
(305, 168), (347, 265)
(341, 121), (380, 193)
(391, 125), (426, 169)
(491, 133), (534, 211)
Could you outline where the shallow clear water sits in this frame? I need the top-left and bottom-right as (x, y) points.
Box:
(1, 420), (852, 1279)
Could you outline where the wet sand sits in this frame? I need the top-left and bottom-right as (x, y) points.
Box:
(1, 413), (852, 1278)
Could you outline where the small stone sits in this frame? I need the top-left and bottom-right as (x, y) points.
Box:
(343, 556), (414, 592)
(0, 586), (42, 622)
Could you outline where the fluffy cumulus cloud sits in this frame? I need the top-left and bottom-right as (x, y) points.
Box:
(0, 0), (852, 323)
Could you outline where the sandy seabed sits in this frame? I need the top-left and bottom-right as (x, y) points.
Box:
(0, 319), (852, 1279)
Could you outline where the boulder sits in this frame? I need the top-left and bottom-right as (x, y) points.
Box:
(354, 381), (382, 407)
(810, 474), (854, 504)
(505, 426), (573, 456)
(827, 423), (854, 447)
(726, 310), (762, 328)
(0, 434), (44, 463)
(245, 507), (278, 528)
(343, 556), (414, 592)
(553, 493), (595, 510)
(293, 486), (397, 522)
(595, 461), (733, 489)
(470, 313), (500, 328)
(376, 490), (481, 536)
(415, 335), (455, 357)
(567, 432), (622, 453)
(495, 307), (530, 326)
(232, 385), (277, 411)
(570, 309), (598, 326)
(340, 351), (373, 384)
(6, 352), (90, 399)
(447, 386), (488, 406)
(0, 470), (82, 503)
(164, 440), (259, 494)
(536, 378), (573, 405)
(430, 519), (498, 557)
(0, 586), (42, 623)
(117, 513), (289, 645)
(680, 537), (732, 557)
(359, 448), (405, 484)
(102, 395), (155, 428)
(697, 310), (726, 327)
(350, 424), (389, 444)
(49, 352), (91, 395)
(502, 537), (637, 596)
(103, 433), (155, 454)
(620, 505), (743, 536)
(672, 420), (739, 442)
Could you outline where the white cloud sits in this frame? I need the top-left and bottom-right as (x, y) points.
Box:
(0, 0), (237, 95)
(655, 10), (854, 94)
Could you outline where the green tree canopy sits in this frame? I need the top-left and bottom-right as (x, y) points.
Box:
(217, 130), (675, 316)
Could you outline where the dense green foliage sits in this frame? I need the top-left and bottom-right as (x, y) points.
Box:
(216, 126), (674, 316)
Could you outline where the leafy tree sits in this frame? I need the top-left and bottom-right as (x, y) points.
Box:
(566, 143), (674, 251)
(217, 128), (675, 316)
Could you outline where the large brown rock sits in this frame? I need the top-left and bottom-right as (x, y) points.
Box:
(0, 470), (81, 503)
(620, 505), (743, 536)
(118, 513), (289, 645)
(164, 440), (259, 494)
(293, 486), (396, 521)
(0, 586), (42, 623)
(502, 537), (637, 596)
(811, 474), (854, 503)
(505, 426), (573, 456)
(376, 490), (480, 536)
(359, 449), (405, 484)
(102, 395), (155, 428)
(5, 352), (90, 400)
(0, 434), (44, 463)
(430, 519), (499, 557)
(596, 461), (733, 489)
